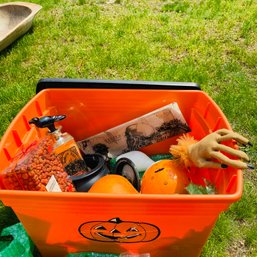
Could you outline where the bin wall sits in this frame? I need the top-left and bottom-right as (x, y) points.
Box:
(5, 194), (229, 257)
(0, 88), (243, 257)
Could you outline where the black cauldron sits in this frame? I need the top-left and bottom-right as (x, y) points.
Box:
(70, 154), (109, 192)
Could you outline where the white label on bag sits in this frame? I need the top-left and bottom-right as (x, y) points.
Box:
(46, 175), (62, 192)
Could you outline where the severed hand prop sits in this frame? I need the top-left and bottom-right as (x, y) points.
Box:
(187, 129), (253, 169)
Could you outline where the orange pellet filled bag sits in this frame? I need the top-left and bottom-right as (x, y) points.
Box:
(1, 135), (75, 192)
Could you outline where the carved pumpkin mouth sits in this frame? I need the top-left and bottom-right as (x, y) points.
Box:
(96, 232), (141, 240)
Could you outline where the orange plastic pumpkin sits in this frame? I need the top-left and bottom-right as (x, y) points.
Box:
(88, 174), (139, 194)
(141, 160), (189, 194)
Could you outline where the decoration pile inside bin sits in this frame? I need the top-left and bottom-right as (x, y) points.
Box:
(0, 102), (253, 194)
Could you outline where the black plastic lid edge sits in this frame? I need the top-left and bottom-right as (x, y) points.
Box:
(36, 78), (201, 94)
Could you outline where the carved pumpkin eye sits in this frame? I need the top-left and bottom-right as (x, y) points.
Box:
(126, 227), (138, 232)
(95, 226), (106, 230)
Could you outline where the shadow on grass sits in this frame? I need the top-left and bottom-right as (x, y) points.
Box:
(0, 27), (35, 58)
(0, 202), (19, 233)
(0, 201), (42, 256)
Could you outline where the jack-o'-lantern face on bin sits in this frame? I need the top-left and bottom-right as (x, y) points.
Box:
(79, 217), (160, 243)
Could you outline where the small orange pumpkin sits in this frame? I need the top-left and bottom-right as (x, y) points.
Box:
(141, 160), (189, 194)
(88, 174), (139, 194)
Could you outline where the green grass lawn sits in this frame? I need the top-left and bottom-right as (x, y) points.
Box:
(0, 0), (256, 256)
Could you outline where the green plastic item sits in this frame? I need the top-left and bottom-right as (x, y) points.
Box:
(0, 223), (34, 257)
(149, 153), (173, 162)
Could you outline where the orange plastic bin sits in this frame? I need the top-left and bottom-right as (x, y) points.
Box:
(0, 79), (243, 257)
